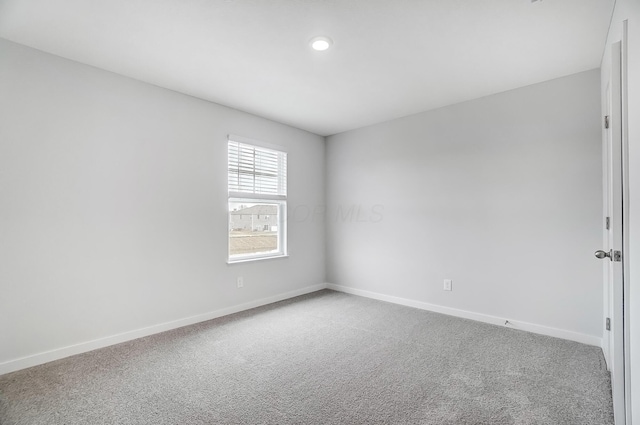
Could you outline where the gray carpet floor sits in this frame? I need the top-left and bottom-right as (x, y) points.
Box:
(0, 290), (613, 425)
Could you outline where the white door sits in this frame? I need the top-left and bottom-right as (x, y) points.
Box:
(599, 40), (626, 425)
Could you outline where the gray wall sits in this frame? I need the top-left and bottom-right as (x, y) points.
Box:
(326, 69), (603, 339)
(0, 36), (606, 374)
(0, 39), (325, 368)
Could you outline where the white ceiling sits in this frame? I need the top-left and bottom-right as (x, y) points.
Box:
(0, 0), (614, 136)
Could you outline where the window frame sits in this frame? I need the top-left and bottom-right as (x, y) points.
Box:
(227, 135), (288, 264)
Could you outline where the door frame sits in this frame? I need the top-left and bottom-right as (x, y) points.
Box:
(620, 20), (632, 425)
(602, 20), (631, 425)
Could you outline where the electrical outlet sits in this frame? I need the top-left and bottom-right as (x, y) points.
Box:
(444, 279), (452, 291)
(237, 277), (244, 288)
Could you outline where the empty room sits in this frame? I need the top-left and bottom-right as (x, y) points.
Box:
(1, 1), (639, 424)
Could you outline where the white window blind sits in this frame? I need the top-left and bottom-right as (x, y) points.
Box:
(228, 140), (287, 197)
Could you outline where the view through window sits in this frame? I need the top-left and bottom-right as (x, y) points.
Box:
(227, 138), (287, 262)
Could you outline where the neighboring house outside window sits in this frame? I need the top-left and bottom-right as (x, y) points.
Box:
(227, 136), (287, 262)
(230, 205), (278, 232)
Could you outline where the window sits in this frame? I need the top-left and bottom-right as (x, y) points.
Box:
(228, 137), (287, 262)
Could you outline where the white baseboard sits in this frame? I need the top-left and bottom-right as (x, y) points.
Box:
(327, 284), (602, 347)
(0, 283), (328, 376)
(2, 283), (601, 376)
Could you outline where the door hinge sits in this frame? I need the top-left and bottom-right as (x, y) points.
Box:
(606, 317), (611, 331)
(613, 250), (622, 262)
(605, 115), (610, 129)
(606, 217), (610, 230)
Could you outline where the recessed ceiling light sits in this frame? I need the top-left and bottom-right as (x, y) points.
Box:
(310, 36), (333, 52)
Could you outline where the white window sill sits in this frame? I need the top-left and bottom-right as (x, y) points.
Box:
(227, 255), (289, 265)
